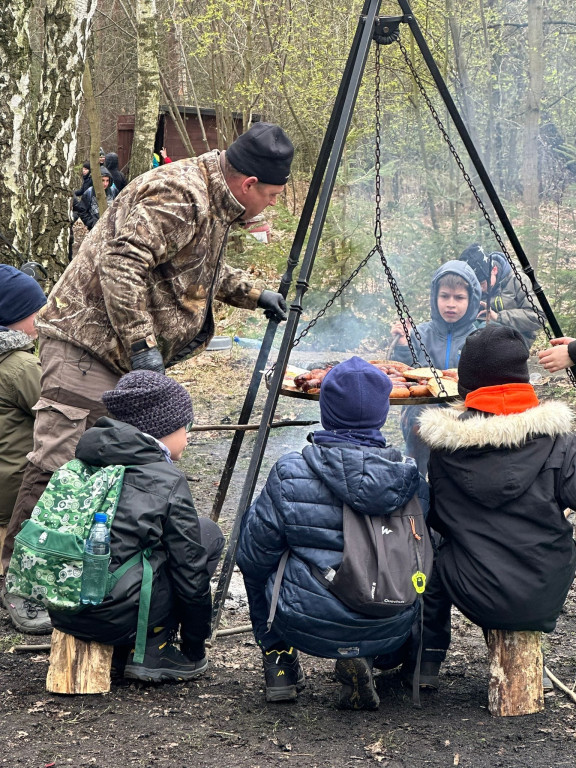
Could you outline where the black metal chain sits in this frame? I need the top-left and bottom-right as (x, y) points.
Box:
(395, 37), (552, 345)
(374, 43), (448, 395)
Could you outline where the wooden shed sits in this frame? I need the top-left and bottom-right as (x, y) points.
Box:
(117, 107), (259, 171)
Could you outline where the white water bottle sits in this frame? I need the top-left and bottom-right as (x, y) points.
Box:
(80, 513), (110, 605)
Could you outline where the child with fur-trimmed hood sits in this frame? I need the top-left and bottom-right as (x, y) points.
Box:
(414, 324), (576, 688)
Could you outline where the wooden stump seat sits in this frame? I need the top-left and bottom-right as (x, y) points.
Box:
(486, 629), (544, 716)
(46, 628), (113, 694)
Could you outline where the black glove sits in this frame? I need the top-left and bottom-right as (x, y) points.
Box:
(130, 345), (165, 374)
(257, 290), (287, 322)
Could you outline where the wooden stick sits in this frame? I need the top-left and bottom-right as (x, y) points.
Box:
(544, 666), (576, 703)
(188, 419), (318, 432)
(14, 624), (253, 653)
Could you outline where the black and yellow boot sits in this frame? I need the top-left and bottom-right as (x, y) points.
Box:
(262, 646), (305, 702)
(124, 627), (208, 684)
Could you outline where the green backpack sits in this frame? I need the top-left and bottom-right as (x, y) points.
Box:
(5, 458), (152, 662)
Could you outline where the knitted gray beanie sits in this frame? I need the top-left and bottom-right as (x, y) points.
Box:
(102, 370), (193, 439)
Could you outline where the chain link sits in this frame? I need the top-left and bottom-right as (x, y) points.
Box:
(374, 44), (448, 394)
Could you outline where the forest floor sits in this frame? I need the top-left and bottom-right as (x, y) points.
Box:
(2, 345), (576, 768)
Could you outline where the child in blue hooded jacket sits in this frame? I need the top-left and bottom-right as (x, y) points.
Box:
(237, 357), (429, 710)
(390, 260), (481, 474)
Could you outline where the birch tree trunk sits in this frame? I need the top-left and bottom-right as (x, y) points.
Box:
(29, 0), (97, 277)
(129, 0), (160, 180)
(0, 0), (35, 262)
(522, 0), (544, 272)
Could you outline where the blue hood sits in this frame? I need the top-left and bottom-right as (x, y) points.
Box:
(489, 252), (511, 283)
(301, 442), (421, 516)
(429, 260), (481, 335)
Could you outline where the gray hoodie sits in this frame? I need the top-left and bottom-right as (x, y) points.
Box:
(393, 260), (482, 370)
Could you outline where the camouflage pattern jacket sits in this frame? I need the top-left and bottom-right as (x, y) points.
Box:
(37, 151), (265, 374)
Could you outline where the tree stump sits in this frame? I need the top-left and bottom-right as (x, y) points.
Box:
(486, 629), (544, 716)
(46, 629), (113, 694)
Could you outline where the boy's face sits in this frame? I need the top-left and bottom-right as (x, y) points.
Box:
(161, 426), (188, 462)
(437, 285), (469, 323)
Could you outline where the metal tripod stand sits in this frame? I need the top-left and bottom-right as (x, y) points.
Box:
(210, 0), (571, 637)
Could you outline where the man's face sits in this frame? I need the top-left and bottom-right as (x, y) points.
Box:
(240, 181), (285, 221)
(437, 286), (469, 323)
(102, 176), (110, 189)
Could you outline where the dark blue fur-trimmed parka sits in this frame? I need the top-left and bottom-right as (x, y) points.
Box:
(237, 438), (429, 659)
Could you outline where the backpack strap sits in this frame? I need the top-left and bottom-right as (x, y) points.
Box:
(133, 548), (153, 664)
(266, 550), (290, 632)
(106, 548), (153, 665)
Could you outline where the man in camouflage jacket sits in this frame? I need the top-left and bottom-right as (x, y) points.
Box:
(1, 123), (293, 576)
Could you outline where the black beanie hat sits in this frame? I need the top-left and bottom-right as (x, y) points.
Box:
(457, 325), (530, 399)
(226, 123), (294, 185)
(0, 264), (47, 326)
(459, 243), (492, 284)
(102, 370), (193, 439)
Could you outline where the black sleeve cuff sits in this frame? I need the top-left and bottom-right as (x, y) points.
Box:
(568, 340), (576, 366)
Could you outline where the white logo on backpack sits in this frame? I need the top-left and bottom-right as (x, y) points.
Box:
(382, 526), (393, 535)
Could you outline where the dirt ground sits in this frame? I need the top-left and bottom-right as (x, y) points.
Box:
(3, 347), (576, 768)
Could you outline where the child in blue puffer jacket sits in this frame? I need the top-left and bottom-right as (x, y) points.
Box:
(237, 357), (429, 710)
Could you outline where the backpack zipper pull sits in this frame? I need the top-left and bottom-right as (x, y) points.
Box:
(409, 516), (421, 540)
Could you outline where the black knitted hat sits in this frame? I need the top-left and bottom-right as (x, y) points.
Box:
(226, 123), (294, 185)
(102, 370), (193, 439)
(459, 243), (492, 284)
(457, 325), (530, 398)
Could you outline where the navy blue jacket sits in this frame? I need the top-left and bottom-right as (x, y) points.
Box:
(237, 439), (429, 659)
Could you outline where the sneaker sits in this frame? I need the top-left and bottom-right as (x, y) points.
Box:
(124, 628), (208, 683)
(401, 660), (441, 690)
(262, 647), (306, 702)
(2, 593), (52, 635)
(335, 657), (380, 711)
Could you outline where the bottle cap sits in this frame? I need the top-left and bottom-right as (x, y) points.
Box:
(94, 513), (108, 523)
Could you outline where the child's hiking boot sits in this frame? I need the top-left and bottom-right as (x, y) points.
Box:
(124, 627), (208, 684)
(401, 660), (441, 690)
(262, 647), (305, 702)
(2, 592), (52, 635)
(335, 657), (380, 711)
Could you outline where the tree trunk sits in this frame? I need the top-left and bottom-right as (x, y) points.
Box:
(522, 0), (544, 272)
(46, 629), (113, 694)
(486, 629), (544, 717)
(29, 0), (97, 279)
(82, 61), (107, 216)
(0, 0), (35, 262)
(445, 0), (482, 160)
(129, 0), (161, 180)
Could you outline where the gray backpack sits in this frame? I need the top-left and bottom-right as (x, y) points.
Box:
(317, 495), (433, 617)
(267, 494), (433, 626)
